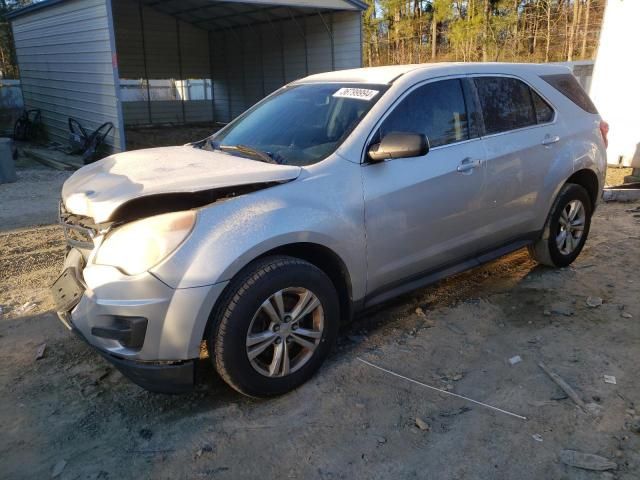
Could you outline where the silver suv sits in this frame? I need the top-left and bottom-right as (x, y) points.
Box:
(53, 63), (607, 396)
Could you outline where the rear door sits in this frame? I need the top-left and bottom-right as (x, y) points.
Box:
(361, 78), (488, 295)
(473, 75), (562, 248)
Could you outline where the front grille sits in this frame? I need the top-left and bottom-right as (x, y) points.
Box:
(58, 201), (97, 250)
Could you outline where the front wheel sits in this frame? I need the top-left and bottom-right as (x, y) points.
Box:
(528, 183), (592, 267)
(210, 256), (339, 397)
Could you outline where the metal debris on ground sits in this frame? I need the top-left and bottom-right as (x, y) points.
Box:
(415, 417), (430, 431)
(559, 450), (617, 471)
(604, 375), (617, 385)
(538, 362), (588, 414)
(357, 358), (527, 421)
(15, 301), (37, 315)
(532, 434), (543, 442)
(35, 343), (46, 360)
(586, 296), (603, 308)
(509, 355), (522, 366)
(621, 312), (633, 319)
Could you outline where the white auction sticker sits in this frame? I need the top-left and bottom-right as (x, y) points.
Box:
(333, 88), (379, 101)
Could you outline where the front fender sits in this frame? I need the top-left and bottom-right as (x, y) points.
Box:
(151, 158), (367, 301)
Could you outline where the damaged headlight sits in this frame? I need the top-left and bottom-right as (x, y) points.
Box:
(94, 211), (196, 275)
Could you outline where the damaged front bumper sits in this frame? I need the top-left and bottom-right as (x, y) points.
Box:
(63, 314), (196, 394)
(52, 248), (228, 393)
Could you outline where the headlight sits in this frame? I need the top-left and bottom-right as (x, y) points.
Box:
(94, 211), (196, 275)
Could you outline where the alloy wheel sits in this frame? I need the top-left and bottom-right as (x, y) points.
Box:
(245, 287), (324, 377)
(556, 199), (586, 255)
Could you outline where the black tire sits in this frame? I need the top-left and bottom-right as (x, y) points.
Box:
(528, 183), (592, 267)
(209, 255), (339, 397)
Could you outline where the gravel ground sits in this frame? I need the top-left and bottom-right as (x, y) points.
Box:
(1, 194), (639, 479)
(0, 166), (71, 232)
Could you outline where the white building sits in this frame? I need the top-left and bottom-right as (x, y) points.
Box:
(590, 0), (640, 169)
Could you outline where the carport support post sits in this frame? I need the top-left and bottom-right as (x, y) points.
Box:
(223, 32), (232, 122)
(139, 0), (152, 124)
(246, 23), (265, 98)
(226, 27), (247, 115)
(288, 9), (308, 76)
(176, 19), (186, 124)
(317, 10), (335, 71)
(264, 11), (286, 87)
(208, 31), (216, 124)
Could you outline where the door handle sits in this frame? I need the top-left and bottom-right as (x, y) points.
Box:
(541, 135), (561, 146)
(456, 158), (482, 173)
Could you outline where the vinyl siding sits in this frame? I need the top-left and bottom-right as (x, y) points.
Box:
(11, 0), (123, 151)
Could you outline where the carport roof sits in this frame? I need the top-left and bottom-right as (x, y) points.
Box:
(7, 0), (367, 27)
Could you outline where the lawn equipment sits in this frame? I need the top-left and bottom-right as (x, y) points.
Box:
(13, 109), (41, 141)
(68, 117), (114, 164)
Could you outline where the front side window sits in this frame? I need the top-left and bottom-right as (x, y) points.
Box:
(377, 79), (469, 148)
(474, 77), (537, 135)
(210, 83), (386, 166)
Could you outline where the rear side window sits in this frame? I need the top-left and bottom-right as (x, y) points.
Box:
(532, 90), (554, 123)
(378, 79), (469, 148)
(474, 77), (537, 135)
(540, 73), (598, 114)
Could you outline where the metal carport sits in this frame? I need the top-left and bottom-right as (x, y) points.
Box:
(7, 0), (366, 153)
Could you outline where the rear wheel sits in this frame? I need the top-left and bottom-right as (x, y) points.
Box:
(528, 183), (592, 267)
(210, 255), (339, 397)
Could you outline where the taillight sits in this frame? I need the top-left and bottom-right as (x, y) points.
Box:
(599, 120), (609, 148)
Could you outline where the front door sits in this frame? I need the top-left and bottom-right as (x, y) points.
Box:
(362, 78), (488, 296)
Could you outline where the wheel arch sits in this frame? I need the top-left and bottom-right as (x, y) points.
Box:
(565, 168), (600, 210)
(203, 242), (355, 344)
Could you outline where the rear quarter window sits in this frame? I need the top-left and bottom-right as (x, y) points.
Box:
(531, 90), (554, 123)
(540, 73), (598, 114)
(474, 77), (537, 135)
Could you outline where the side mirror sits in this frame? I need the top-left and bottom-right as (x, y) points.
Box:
(368, 132), (429, 162)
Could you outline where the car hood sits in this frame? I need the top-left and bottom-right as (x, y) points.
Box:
(61, 146), (301, 223)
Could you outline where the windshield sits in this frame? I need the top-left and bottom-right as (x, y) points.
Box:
(208, 83), (387, 166)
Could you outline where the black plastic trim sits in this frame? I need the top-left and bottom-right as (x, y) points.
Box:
(362, 233), (539, 309)
(72, 327), (195, 394)
(91, 316), (148, 350)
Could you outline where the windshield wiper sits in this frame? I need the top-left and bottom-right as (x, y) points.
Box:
(218, 144), (278, 164)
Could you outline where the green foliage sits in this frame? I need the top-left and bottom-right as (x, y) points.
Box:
(363, 0), (605, 66)
(1, 0), (38, 78)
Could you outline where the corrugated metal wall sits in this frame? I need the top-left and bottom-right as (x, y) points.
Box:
(210, 11), (362, 123)
(113, 0), (213, 126)
(113, 0), (362, 126)
(11, 0), (123, 151)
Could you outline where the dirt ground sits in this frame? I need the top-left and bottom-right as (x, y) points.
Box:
(0, 165), (71, 232)
(1, 163), (639, 479)
(605, 167), (634, 187)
